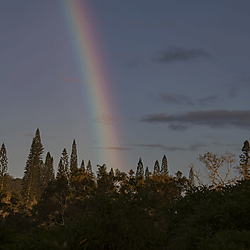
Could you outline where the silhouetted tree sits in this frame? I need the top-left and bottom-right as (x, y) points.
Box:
(161, 155), (168, 175)
(153, 160), (160, 176)
(86, 160), (93, 176)
(136, 158), (144, 179)
(0, 143), (8, 191)
(145, 166), (150, 179)
(57, 148), (69, 180)
(239, 140), (250, 179)
(22, 129), (44, 202)
(188, 164), (195, 187)
(70, 139), (78, 181)
(43, 152), (54, 188)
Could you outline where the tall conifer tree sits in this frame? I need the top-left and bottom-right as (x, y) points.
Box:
(57, 148), (69, 180)
(136, 158), (144, 179)
(70, 140), (78, 180)
(161, 155), (169, 175)
(43, 152), (54, 188)
(153, 160), (160, 176)
(0, 143), (8, 191)
(239, 140), (250, 179)
(22, 129), (44, 201)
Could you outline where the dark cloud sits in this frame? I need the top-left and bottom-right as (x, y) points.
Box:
(198, 95), (218, 106)
(228, 71), (250, 97)
(141, 110), (250, 130)
(155, 47), (211, 63)
(133, 143), (206, 152)
(155, 93), (194, 106)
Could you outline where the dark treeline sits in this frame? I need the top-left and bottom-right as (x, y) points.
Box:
(1, 129), (250, 249)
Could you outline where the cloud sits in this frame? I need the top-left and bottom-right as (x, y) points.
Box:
(228, 71), (250, 97)
(153, 93), (194, 105)
(128, 19), (175, 29)
(198, 95), (218, 106)
(141, 110), (250, 130)
(115, 52), (145, 69)
(96, 147), (130, 151)
(133, 143), (207, 152)
(23, 134), (57, 139)
(155, 47), (211, 63)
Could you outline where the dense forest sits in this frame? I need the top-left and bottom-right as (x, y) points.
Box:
(0, 129), (250, 249)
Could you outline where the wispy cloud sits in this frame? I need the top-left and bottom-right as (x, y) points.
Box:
(128, 19), (175, 29)
(96, 147), (130, 151)
(115, 51), (146, 69)
(198, 95), (218, 106)
(141, 110), (250, 130)
(152, 93), (194, 105)
(133, 142), (207, 152)
(23, 134), (57, 139)
(228, 71), (250, 97)
(154, 47), (211, 63)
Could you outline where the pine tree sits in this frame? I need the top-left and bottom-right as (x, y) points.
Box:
(0, 143), (8, 191)
(188, 164), (195, 187)
(22, 128), (44, 201)
(145, 166), (150, 179)
(153, 160), (160, 176)
(86, 160), (93, 176)
(161, 155), (169, 175)
(239, 140), (250, 179)
(70, 139), (78, 180)
(136, 158), (144, 179)
(43, 152), (54, 188)
(57, 148), (69, 180)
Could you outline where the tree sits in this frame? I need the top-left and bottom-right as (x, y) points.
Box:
(43, 152), (54, 188)
(0, 143), (8, 191)
(70, 140), (78, 181)
(145, 166), (150, 179)
(199, 151), (237, 189)
(136, 158), (144, 179)
(239, 140), (250, 179)
(153, 160), (160, 176)
(57, 148), (69, 180)
(22, 128), (44, 202)
(188, 164), (195, 188)
(86, 160), (93, 176)
(161, 155), (168, 175)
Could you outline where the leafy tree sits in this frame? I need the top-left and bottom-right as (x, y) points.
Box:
(136, 158), (144, 179)
(22, 129), (44, 202)
(239, 140), (250, 179)
(199, 151), (238, 189)
(161, 155), (169, 175)
(153, 160), (160, 176)
(0, 143), (8, 191)
(69, 139), (78, 181)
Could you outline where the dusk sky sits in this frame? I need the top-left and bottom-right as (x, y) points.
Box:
(1, 0), (250, 179)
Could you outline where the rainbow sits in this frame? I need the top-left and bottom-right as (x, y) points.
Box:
(61, 0), (124, 170)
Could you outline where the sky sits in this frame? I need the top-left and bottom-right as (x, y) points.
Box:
(1, 0), (250, 179)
